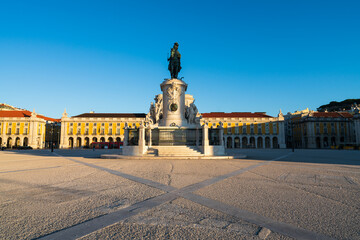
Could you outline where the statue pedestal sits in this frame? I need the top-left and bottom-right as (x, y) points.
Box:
(159, 78), (188, 127)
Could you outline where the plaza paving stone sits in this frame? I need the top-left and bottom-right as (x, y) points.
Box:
(0, 149), (359, 239)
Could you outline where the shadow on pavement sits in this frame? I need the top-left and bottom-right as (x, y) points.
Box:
(2, 148), (360, 166)
(2, 149), (123, 159)
(227, 149), (360, 166)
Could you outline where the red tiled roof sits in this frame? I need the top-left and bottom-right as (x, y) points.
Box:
(0, 111), (60, 122)
(73, 113), (146, 118)
(201, 112), (273, 118)
(312, 112), (353, 118)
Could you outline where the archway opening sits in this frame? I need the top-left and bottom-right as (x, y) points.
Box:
(316, 137), (321, 148)
(257, 137), (263, 148)
(15, 137), (20, 147)
(272, 137), (278, 149)
(331, 137), (336, 146)
(76, 137), (82, 148)
(7, 138), (12, 148)
(69, 137), (74, 148)
(265, 137), (270, 148)
(242, 137), (247, 148)
(226, 137), (232, 148)
(23, 137), (28, 147)
(249, 137), (255, 148)
(85, 137), (90, 148)
(234, 137), (240, 148)
(323, 137), (328, 148)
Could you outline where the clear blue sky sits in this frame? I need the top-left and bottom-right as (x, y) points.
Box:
(1, 0), (359, 118)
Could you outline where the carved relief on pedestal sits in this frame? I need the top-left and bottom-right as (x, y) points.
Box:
(166, 83), (182, 113)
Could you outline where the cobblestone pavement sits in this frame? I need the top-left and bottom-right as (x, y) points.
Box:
(0, 149), (359, 239)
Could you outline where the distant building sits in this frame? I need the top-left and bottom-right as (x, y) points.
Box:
(201, 112), (286, 149)
(60, 110), (286, 149)
(285, 109), (359, 149)
(59, 110), (146, 148)
(0, 109), (60, 149)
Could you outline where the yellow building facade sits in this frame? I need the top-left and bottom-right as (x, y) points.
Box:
(0, 110), (59, 149)
(60, 110), (286, 149)
(59, 111), (146, 148)
(201, 112), (286, 148)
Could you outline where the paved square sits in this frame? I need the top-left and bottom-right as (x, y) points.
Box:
(0, 149), (359, 239)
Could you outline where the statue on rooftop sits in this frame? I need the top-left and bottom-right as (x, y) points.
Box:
(168, 42), (181, 79)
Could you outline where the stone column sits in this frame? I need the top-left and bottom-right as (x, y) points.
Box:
(219, 124), (224, 146)
(278, 121), (286, 148)
(138, 123), (146, 155)
(202, 124), (209, 155)
(124, 127), (129, 146)
(147, 125), (152, 147)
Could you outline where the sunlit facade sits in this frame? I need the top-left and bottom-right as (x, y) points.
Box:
(59, 110), (146, 148)
(0, 110), (60, 149)
(60, 110), (286, 149)
(201, 112), (286, 149)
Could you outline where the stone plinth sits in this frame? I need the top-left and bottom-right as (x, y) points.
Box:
(160, 78), (188, 127)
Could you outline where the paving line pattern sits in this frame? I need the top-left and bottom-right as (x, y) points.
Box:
(36, 152), (335, 240)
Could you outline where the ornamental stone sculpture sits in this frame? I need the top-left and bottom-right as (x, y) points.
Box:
(168, 42), (181, 79)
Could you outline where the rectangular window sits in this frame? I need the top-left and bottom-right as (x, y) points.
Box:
(108, 128), (112, 134)
(7, 128), (11, 134)
(109, 123), (112, 126)
(100, 128), (104, 135)
(243, 126), (247, 134)
(85, 128), (89, 135)
(24, 128), (28, 134)
(77, 128), (81, 134)
(235, 126), (239, 134)
(117, 123), (120, 126)
(258, 125), (262, 134)
(16, 128), (20, 134)
(25, 123), (28, 126)
(93, 128), (97, 135)
(116, 128), (120, 134)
